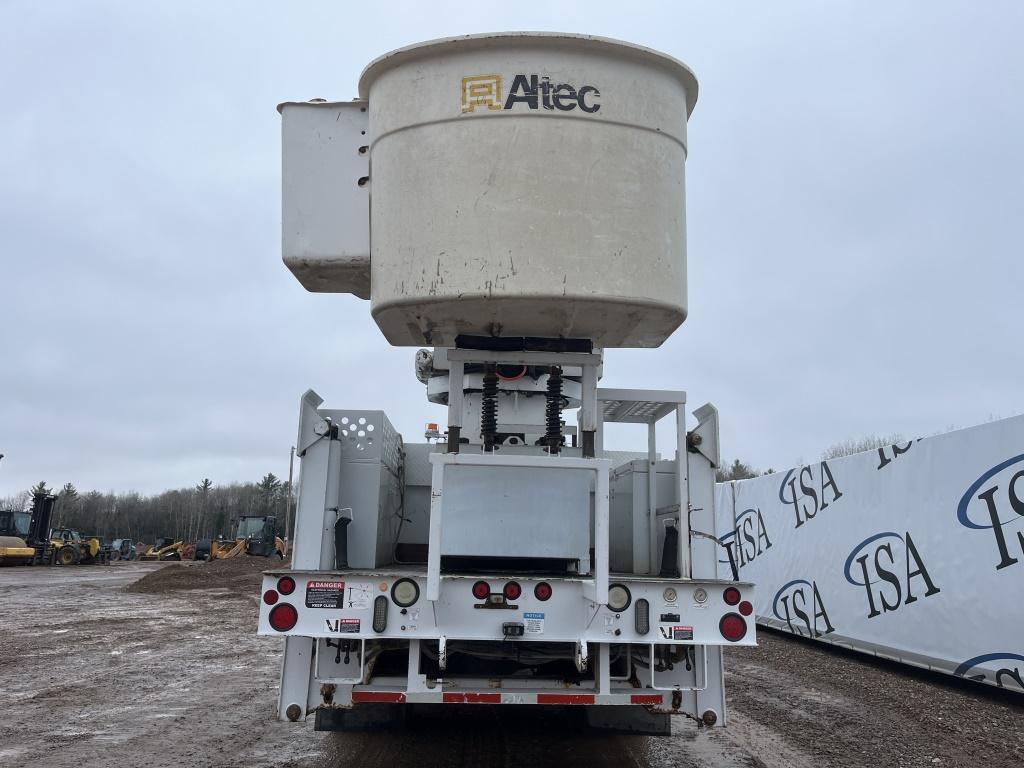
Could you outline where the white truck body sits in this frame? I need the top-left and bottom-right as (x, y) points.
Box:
(260, 33), (755, 734)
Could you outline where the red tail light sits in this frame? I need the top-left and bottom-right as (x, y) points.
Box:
(719, 613), (747, 642)
(739, 600), (753, 616)
(723, 586), (741, 606)
(503, 581), (522, 600)
(277, 576), (296, 595)
(262, 589), (279, 606)
(472, 580), (491, 600)
(268, 603), (299, 632)
(534, 582), (552, 601)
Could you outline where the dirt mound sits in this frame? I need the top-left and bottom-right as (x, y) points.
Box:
(125, 555), (288, 595)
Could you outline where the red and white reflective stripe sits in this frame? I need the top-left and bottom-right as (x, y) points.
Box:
(630, 694), (664, 705)
(536, 693), (595, 705)
(352, 691), (406, 704)
(442, 692), (501, 704)
(350, 689), (665, 706)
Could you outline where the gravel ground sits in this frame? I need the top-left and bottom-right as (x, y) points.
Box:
(0, 562), (1019, 767)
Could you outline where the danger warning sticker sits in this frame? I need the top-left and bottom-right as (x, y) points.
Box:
(673, 625), (693, 640)
(306, 580), (345, 609)
(325, 618), (360, 634)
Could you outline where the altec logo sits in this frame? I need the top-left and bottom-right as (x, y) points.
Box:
(778, 461), (843, 529)
(718, 508), (772, 569)
(957, 453), (1024, 571)
(772, 578), (834, 638)
(462, 74), (601, 114)
(843, 531), (940, 619)
(954, 653), (1024, 691)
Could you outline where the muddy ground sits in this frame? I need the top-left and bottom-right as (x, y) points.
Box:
(0, 562), (1019, 767)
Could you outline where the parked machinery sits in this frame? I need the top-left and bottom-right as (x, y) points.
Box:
(139, 537), (185, 561)
(0, 509), (37, 566)
(49, 528), (111, 566)
(109, 538), (137, 561)
(210, 515), (286, 560)
(259, 33), (754, 735)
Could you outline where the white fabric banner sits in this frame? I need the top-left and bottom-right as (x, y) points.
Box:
(715, 415), (1024, 693)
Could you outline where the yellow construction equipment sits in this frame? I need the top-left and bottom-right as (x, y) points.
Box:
(49, 528), (110, 565)
(139, 537), (186, 561)
(210, 515), (286, 560)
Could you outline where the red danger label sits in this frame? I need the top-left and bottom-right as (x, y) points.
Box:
(673, 625), (694, 640)
(306, 581), (345, 609)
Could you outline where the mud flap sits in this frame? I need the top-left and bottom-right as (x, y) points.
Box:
(584, 706), (671, 736)
(314, 704), (408, 732)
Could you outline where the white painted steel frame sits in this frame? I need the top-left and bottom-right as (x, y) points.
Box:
(596, 387), (691, 577)
(426, 452), (612, 603)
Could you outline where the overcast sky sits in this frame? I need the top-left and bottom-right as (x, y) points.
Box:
(1, 1), (1021, 497)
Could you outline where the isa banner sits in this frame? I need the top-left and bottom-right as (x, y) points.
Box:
(715, 415), (1024, 693)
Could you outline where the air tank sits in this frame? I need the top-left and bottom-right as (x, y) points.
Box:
(285, 33), (699, 348)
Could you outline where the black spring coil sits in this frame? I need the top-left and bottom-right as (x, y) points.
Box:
(545, 366), (563, 454)
(481, 363), (498, 451)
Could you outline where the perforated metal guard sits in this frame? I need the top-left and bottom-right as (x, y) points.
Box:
(600, 398), (678, 424)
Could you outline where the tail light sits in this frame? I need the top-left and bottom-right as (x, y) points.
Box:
(391, 578), (420, 607)
(277, 576), (296, 595)
(503, 581), (522, 600)
(723, 586), (741, 606)
(719, 613), (747, 642)
(635, 598), (650, 635)
(607, 584), (632, 612)
(373, 595), (389, 633)
(534, 582), (552, 601)
(739, 600), (753, 616)
(262, 589), (279, 606)
(472, 580), (491, 600)
(268, 603), (299, 632)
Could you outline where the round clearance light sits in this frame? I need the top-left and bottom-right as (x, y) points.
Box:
(723, 586), (741, 606)
(607, 583), (632, 612)
(739, 600), (753, 617)
(692, 588), (708, 604)
(277, 576), (296, 595)
(262, 589), (279, 606)
(534, 582), (553, 601)
(503, 581), (522, 600)
(268, 603), (299, 632)
(719, 613), (747, 642)
(391, 578), (420, 608)
(472, 580), (491, 600)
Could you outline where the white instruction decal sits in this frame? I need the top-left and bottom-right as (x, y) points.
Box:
(523, 612), (545, 634)
(344, 582), (374, 610)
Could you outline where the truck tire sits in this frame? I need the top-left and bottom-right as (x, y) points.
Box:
(110, 550), (121, 562)
(56, 546), (79, 566)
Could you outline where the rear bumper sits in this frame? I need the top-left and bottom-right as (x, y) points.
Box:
(258, 569), (755, 646)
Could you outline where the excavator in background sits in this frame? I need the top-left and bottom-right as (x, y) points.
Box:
(139, 537), (186, 561)
(209, 515), (286, 560)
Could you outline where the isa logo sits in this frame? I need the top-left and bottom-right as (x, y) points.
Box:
(957, 453), (1024, 571)
(778, 461), (843, 529)
(844, 531), (940, 619)
(718, 508), (773, 569)
(772, 578), (834, 638)
(954, 653), (1024, 691)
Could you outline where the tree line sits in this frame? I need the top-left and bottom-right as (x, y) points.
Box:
(0, 474), (292, 545)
